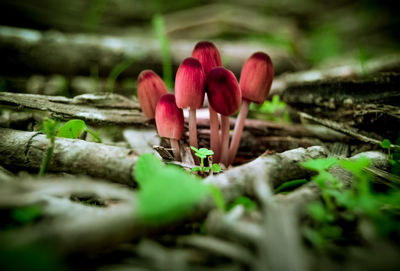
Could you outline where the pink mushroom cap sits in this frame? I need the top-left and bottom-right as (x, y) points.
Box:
(239, 52), (274, 104)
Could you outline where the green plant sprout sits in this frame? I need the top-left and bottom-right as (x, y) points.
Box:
(106, 57), (136, 93)
(39, 118), (60, 175)
(381, 139), (397, 165)
(134, 154), (225, 224)
(300, 156), (400, 249)
(250, 95), (290, 122)
(190, 147), (222, 175)
(152, 14), (173, 89)
(39, 118), (101, 175)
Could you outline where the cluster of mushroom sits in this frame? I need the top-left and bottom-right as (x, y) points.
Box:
(137, 41), (274, 167)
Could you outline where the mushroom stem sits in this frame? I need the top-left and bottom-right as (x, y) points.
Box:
(228, 99), (250, 165)
(170, 139), (181, 161)
(189, 108), (198, 149)
(209, 105), (221, 163)
(220, 115), (230, 166)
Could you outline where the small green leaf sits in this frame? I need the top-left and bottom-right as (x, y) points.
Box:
(228, 196), (257, 212)
(190, 146), (200, 153)
(12, 206), (42, 224)
(57, 120), (86, 139)
(302, 157), (338, 172)
(339, 156), (370, 176)
(204, 166), (210, 171)
(275, 179), (308, 193)
(212, 163), (222, 173)
(191, 167), (201, 172)
(195, 153), (207, 159)
(381, 139), (391, 149)
(208, 185), (226, 211)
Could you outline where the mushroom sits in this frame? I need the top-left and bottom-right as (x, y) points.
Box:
(207, 67), (241, 167)
(192, 41), (223, 162)
(175, 57), (206, 150)
(155, 94), (184, 161)
(228, 52), (274, 165)
(137, 70), (168, 119)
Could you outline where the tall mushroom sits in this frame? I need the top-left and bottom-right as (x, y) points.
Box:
(228, 52), (274, 165)
(175, 57), (206, 150)
(137, 70), (168, 119)
(192, 41), (223, 162)
(207, 67), (241, 167)
(155, 94), (184, 161)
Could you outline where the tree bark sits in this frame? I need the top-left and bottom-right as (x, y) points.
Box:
(0, 128), (138, 186)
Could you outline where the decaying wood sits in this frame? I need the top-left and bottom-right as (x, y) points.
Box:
(0, 92), (147, 126)
(0, 147), (391, 262)
(0, 25), (296, 78)
(0, 128), (138, 185)
(0, 146), (326, 252)
(0, 178), (140, 252)
(204, 146), (328, 203)
(299, 112), (400, 150)
(274, 151), (389, 212)
(278, 72), (400, 141)
(271, 55), (400, 97)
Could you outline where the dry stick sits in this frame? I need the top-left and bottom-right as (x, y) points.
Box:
(170, 138), (181, 161)
(220, 115), (231, 166)
(228, 99), (250, 165)
(209, 105), (221, 163)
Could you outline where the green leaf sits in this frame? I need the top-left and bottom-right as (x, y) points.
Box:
(275, 179), (308, 193)
(191, 167), (201, 172)
(135, 154), (209, 224)
(381, 139), (391, 149)
(134, 154), (162, 188)
(302, 157), (338, 172)
(57, 119), (101, 142)
(208, 185), (226, 211)
(307, 202), (334, 223)
(212, 163), (222, 173)
(12, 206), (41, 224)
(57, 120), (86, 139)
(339, 156), (370, 176)
(190, 146), (200, 153)
(204, 166), (210, 171)
(228, 196), (257, 212)
(195, 153), (207, 159)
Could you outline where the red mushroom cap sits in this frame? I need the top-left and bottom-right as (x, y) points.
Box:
(192, 41), (222, 76)
(137, 70), (168, 119)
(155, 94), (184, 140)
(206, 67), (242, 116)
(239, 52), (274, 104)
(175, 57), (206, 109)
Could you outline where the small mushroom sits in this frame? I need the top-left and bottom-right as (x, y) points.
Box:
(155, 94), (184, 161)
(175, 57), (206, 150)
(207, 67), (241, 167)
(192, 41), (223, 162)
(137, 70), (168, 119)
(229, 52), (274, 165)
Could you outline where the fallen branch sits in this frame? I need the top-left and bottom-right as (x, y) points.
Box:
(0, 92), (147, 126)
(0, 128), (138, 185)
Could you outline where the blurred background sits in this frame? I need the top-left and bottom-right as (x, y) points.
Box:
(0, 0), (399, 96)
